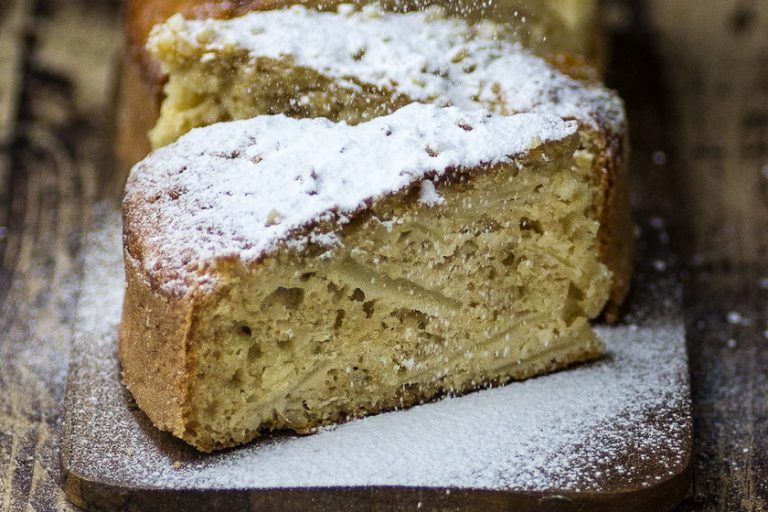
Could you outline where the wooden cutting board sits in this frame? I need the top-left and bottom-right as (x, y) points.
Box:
(59, 206), (691, 512)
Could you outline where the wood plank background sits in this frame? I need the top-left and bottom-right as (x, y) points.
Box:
(0, 0), (765, 510)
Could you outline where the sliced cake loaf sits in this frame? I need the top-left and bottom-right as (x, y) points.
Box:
(121, 104), (613, 451)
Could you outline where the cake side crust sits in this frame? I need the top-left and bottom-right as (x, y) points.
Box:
(597, 128), (634, 314)
(119, 249), (193, 439)
(116, 55), (159, 176)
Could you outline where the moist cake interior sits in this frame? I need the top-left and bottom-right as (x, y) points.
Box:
(136, 134), (611, 450)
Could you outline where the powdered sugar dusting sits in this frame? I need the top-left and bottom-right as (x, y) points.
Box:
(150, 5), (624, 132)
(125, 104), (577, 295)
(418, 180), (444, 206)
(64, 209), (690, 494)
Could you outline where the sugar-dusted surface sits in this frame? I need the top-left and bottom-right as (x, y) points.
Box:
(150, 5), (624, 131)
(63, 207), (691, 494)
(125, 104), (577, 295)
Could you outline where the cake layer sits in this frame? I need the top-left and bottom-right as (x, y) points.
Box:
(147, 5), (619, 149)
(117, 0), (603, 178)
(125, 0), (602, 91)
(121, 104), (611, 450)
(143, 4), (633, 311)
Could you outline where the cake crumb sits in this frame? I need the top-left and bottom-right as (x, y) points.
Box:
(265, 209), (283, 226)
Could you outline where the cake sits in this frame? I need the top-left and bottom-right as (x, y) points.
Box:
(119, 2), (633, 452)
(124, 0), (602, 91)
(141, 5), (633, 309)
(117, 0), (603, 169)
(122, 104), (614, 451)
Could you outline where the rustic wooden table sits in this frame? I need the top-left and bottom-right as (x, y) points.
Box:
(0, 0), (765, 510)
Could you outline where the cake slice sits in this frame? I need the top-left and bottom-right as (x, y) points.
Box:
(121, 104), (612, 451)
(117, 1), (603, 171)
(124, 0), (602, 94)
(143, 5), (633, 310)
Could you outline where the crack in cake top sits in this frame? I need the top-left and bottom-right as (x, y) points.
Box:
(148, 4), (624, 133)
(124, 104), (578, 296)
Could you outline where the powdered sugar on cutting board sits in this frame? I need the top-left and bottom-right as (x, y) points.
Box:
(149, 4), (624, 132)
(64, 207), (690, 493)
(125, 104), (577, 295)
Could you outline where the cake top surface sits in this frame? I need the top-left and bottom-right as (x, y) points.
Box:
(148, 4), (624, 132)
(124, 103), (577, 295)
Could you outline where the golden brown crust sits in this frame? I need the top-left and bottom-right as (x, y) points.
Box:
(597, 132), (633, 316)
(600, 130), (634, 316)
(119, 245), (192, 440)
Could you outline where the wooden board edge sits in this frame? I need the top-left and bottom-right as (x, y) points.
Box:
(60, 451), (692, 512)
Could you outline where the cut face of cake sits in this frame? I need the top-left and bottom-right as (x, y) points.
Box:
(121, 104), (612, 451)
(144, 5), (633, 310)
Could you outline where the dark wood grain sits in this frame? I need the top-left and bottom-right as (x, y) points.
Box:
(0, 0), (766, 510)
(638, 1), (768, 511)
(0, 1), (121, 511)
